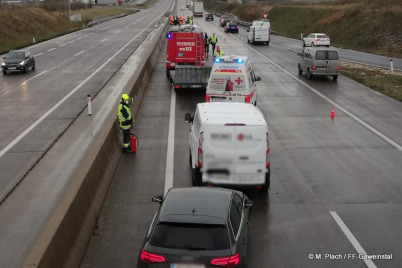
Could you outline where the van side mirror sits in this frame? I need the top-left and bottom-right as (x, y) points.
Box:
(185, 113), (193, 123)
(255, 77), (261, 81)
(245, 199), (253, 208)
(152, 195), (163, 204)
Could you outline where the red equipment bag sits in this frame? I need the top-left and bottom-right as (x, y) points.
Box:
(130, 133), (138, 152)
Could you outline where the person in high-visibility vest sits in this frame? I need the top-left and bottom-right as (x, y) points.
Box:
(169, 15), (173, 24)
(118, 93), (134, 153)
(204, 32), (210, 54)
(210, 33), (218, 54)
(179, 15), (184, 25)
(214, 45), (224, 58)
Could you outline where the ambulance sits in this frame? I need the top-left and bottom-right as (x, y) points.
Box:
(205, 55), (261, 105)
(185, 102), (271, 190)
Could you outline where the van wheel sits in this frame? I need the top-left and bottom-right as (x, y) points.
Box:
(2, 71), (7, 75)
(192, 166), (202, 186)
(307, 69), (312, 79)
(32, 63), (35, 70)
(303, 42), (306, 47)
(298, 64), (302, 75)
(254, 101), (257, 106)
(311, 42), (315, 47)
(333, 75), (338, 81)
(261, 172), (270, 191)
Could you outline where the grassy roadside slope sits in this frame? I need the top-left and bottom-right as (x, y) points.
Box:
(0, 6), (135, 54)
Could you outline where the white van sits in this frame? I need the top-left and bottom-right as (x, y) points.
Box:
(206, 55), (261, 105)
(185, 102), (271, 190)
(247, 20), (270, 45)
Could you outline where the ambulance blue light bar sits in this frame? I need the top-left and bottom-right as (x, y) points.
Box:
(215, 58), (221, 63)
(166, 32), (172, 39)
(235, 58), (244, 63)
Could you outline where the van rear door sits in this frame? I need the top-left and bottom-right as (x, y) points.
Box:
(314, 50), (339, 74)
(254, 26), (269, 42)
(203, 124), (266, 185)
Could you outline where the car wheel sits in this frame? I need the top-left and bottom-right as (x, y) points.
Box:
(254, 101), (257, 106)
(32, 63), (36, 70)
(307, 69), (312, 79)
(261, 172), (270, 191)
(192, 166), (202, 186)
(266, 41), (269, 46)
(2, 71), (6, 75)
(326, 45), (330, 47)
(333, 75), (338, 81)
(298, 64), (302, 75)
(303, 42), (306, 47)
(23, 66), (28, 73)
(311, 42), (315, 47)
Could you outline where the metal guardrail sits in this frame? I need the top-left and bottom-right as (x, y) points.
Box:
(87, 13), (127, 27)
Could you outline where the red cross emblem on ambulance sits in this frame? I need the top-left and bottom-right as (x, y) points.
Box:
(235, 77), (243, 85)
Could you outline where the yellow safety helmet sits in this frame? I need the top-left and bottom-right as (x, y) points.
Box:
(122, 93), (129, 101)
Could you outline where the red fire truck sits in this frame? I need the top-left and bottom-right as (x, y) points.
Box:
(166, 26), (212, 90)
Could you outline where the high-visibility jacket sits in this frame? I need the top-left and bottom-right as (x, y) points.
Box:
(204, 36), (209, 45)
(210, 35), (217, 44)
(118, 102), (133, 129)
(214, 49), (224, 57)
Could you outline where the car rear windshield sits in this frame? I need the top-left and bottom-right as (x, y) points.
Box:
(317, 35), (329, 39)
(315, 51), (338, 60)
(229, 23), (237, 27)
(150, 222), (230, 250)
(6, 52), (25, 59)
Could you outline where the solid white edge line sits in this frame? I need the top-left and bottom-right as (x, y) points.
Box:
(0, 4), (171, 159)
(47, 48), (56, 52)
(164, 89), (176, 196)
(230, 34), (402, 152)
(74, 50), (86, 57)
(330, 211), (377, 268)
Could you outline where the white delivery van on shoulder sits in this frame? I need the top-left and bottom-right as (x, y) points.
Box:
(247, 20), (270, 45)
(206, 55), (261, 105)
(185, 102), (271, 190)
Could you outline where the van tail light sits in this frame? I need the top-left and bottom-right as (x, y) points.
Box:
(337, 66), (341, 71)
(311, 66), (316, 70)
(140, 249), (166, 264)
(205, 94), (210, 102)
(197, 132), (204, 168)
(245, 95), (250, 103)
(211, 253), (240, 267)
(176, 85), (182, 89)
(266, 132), (270, 169)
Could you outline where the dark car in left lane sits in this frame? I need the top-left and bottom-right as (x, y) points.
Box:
(205, 14), (214, 21)
(224, 22), (239, 33)
(2, 49), (35, 75)
(137, 187), (253, 268)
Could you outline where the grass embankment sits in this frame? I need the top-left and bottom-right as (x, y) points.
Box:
(204, 0), (402, 101)
(341, 63), (402, 101)
(0, 5), (135, 54)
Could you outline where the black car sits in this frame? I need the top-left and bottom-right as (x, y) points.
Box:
(205, 14), (214, 21)
(2, 49), (35, 75)
(138, 187), (253, 268)
(224, 22), (239, 33)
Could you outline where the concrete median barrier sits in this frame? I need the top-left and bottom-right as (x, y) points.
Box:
(22, 19), (170, 268)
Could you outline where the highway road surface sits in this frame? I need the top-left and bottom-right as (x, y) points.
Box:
(80, 1), (402, 268)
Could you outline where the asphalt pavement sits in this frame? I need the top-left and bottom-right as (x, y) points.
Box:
(80, 3), (402, 268)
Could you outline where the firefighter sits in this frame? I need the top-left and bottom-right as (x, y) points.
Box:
(174, 15), (179, 25)
(179, 15), (184, 25)
(189, 16), (193, 25)
(118, 93), (134, 153)
(210, 33), (218, 54)
(214, 45), (224, 58)
(169, 14), (173, 24)
(204, 32), (210, 55)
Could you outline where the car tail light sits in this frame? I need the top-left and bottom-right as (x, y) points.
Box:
(236, 26), (239, 29)
(140, 249), (166, 264)
(176, 85), (182, 89)
(197, 132), (204, 168)
(311, 66), (316, 70)
(205, 94), (210, 102)
(327, 38), (330, 41)
(315, 38), (320, 41)
(337, 66), (341, 71)
(245, 95), (250, 103)
(227, 27), (230, 30)
(266, 132), (270, 169)
(211, 253), (240, 267)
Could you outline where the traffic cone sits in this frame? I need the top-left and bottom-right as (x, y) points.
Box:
(330, 106), (335, 120)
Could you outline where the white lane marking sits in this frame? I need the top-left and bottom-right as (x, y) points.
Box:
(35, 53), (44, 57)
(59, 44), (66, 47)
(19, 70), (48, 86)
(83, 35), (89, 38)
(100, 38), (108, 43)
(231, 35), (402, 152)
(47, 48), (56, 52)
(164, 90), (176, 195)
(68, 40), (75, 44)
(77, 37), (82, 40)
(0, 7), (171, 159)
(88, 33), (94, 36)
(74, 50), (86, 57)
(341, 59), (402, 72)
(330, 212), (377, 268)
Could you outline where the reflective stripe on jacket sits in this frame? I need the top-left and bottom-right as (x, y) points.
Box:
(210, 35), (217, 44)
(118, 103), (132, 129)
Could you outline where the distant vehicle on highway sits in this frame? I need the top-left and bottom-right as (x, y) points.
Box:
(224, 22), (239, 33)
(303, 33), (330, 47)
(2, 49), (35, 75)
(137, 187), (253, 268)
(205, 13), (214, 21)
(247, 20), (270, 45)
(298, 47), (341, 81)
(220, 17), (230, 27)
